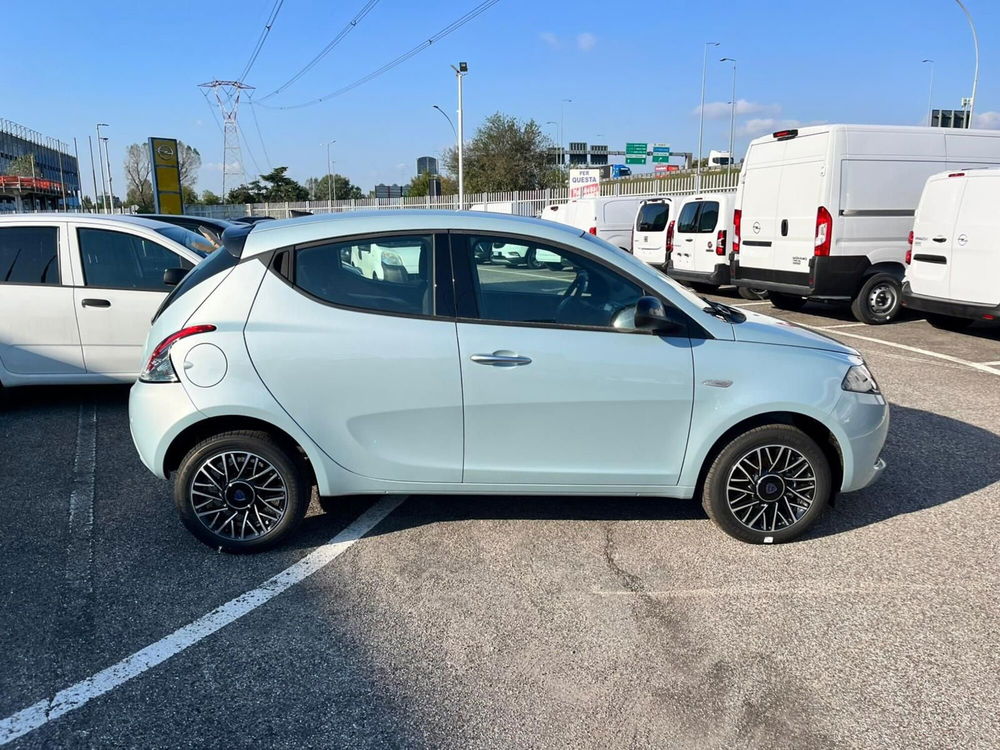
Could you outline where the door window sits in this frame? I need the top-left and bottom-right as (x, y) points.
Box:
(77, 228), (192, 290)
(0, 226), (59, 285)
(295, 234), (433, 316)
(677, 201), (720, 233)
(676, 202), (701, 233)
(455, 235), (644, 330)
(636, 203), (669, 232)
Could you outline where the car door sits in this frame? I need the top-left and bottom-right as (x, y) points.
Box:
(72, 225), (195, 377)
(672, 200), (700, 272)
(244, 232), (464, 482)
(450, 232), (695, 486)
(0, 222), (85, 378)
(909, 176), (963, 300)
(692, 199), (721, 273)
(949, 175), (1000, 305)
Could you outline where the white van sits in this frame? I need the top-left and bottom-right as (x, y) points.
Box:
(631, 198), (674, 267)
(666, 193), (734, 290)
(902, 168), (1000, 328)
(542, 196), (648, 251)
(731, 125), (1000, 323)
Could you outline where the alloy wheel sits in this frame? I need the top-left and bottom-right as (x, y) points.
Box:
(725, 444), (816, 532)
(189, 451), (288, 540)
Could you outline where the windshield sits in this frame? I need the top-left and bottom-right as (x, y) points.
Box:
(154, 225), (214, 257)
(636, 203), (669, 232)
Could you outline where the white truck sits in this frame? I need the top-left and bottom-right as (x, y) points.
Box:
(731, 124), (1000, 323)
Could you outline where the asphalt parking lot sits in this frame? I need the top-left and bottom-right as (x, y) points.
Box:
(2, 290), (999, 749)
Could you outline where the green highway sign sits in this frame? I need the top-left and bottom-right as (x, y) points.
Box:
(625, 156), (647, 165)
(651, 143), (671, 163)
(625, 142), (647, 155)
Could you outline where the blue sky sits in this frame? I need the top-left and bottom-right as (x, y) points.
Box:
(6, 0), (999, 197)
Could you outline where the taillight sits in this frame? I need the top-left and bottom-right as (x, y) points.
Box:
(139, 325), (216, 383)
(948, 172), (965, 178)
(716, 229), (727, 255)
(588, 226), (597, 235)
(814, 206), (833, 256)
(906, 231), (913, 264)
(666, 220), (675, 253)
(732, 209), (742, 254)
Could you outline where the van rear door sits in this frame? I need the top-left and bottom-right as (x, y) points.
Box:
(950, 174), (1000, 305)
(908, 174), (962, 300)
(738, 139), (785, 272)
(771, 131), (829, 274)
(632, 199), (670, 265)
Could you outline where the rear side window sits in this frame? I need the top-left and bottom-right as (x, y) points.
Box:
(295, 234), (432, 317)
(677, 201), (720, 233)
(696, 202), (720, 232)
(0, 226), (59, 285)
(636, 203), (669, 232)
(676, 202), (701, 233)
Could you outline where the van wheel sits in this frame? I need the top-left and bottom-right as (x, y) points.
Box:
(738, 287), (769, 300)
(926, 313), (974, 331)
(526, 250), (543, 269)
(770, 293), (807, 311)
(690, 282), (720, 293)
(545, 262), (563, 271)
(702, 425), (831, 544)
(174, 430), (309, 553)
(851, 273), (901, 324)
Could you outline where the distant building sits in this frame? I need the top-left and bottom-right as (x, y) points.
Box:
(417, 156), (439, 176)
(374, 184), (409, 199)
(0, 119), (80, 211)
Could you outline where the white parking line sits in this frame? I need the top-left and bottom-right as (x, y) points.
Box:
(818, 323), (866, 329)
(731, 301), (771, 307)
(0, 495), (406, 746)
(65, 405), (97, 599)
(980, 360), (1000, 366)
(799, 324), (1000, 376)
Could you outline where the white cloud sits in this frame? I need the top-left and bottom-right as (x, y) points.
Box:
(203, 161), (226, 172)
(576, 32), (597, 52)
(694, 100), (780, 119)
(539, 32), (560, 49)
(973, 111), (1000, 129)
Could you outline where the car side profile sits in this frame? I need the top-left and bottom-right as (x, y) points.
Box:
(128, 211), (888, 552)
(0, 214), (207, 386)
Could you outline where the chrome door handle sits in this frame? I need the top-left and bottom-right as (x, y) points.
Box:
(470, 351), (532, 367)
(932, 236), (947, 243)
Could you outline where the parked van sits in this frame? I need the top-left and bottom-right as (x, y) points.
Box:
(902, 168), (1000, 328)
(631, 198), (674, 267)
(666, 193), (734, 290)
(731, 125), (1000, 324)
(542, 196), (648, 251)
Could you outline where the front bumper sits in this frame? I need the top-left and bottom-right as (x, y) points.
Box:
(830, 390), (890, 493)
(901, 282), (1000, 321)
(129, 380), (202, 479)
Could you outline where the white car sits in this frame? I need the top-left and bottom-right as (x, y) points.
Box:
(0, 214), (208, 386)
(902, 168), (1000, 328)
(348, 238), (424, 279)
(129, 210), (888, 552)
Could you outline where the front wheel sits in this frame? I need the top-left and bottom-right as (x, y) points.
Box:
(851, 273), (901, 325)
(174, 430), (309, 553)
(690, 282), (720, 294)
(926, 312), (974, 331)
(526, 249), (543, 269)
(770, 292), (808, 311)
(701, 425), (831, 544)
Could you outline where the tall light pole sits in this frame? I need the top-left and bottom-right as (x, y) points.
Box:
(559, 98), (572, 168)
(433, 105), (457, 136)
(451, 62), (468, 209)
(88, 136), (99, 212)
(697, 42), (720, 190)
(95, 123), (109, 212)
(325, 139), (337, 206)
(720, 57), (737, 170)
(922, 59), (935, 126)
(103, 137), (114, 213)
(953, 0), (979, 127)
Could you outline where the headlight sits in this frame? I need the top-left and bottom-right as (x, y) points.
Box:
(842, 363), (879, 394)
(381, 251), (403, 266)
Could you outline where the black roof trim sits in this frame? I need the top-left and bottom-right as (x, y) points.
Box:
(221, 222), (255, 258)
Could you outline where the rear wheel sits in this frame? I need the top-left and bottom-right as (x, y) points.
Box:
(690, 282), (720, 294)
(174, 430), (309, 553)
(702, 425), (832, 544)
(738, 287), (769, 300)
(926, 312), (975, 331)
(526, 249), (543, 269)
(851, 273), (901, 325)
(770, 292), (808, 311)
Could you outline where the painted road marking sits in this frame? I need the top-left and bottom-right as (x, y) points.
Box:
(731, 301), (771, 307)
(818, 323), (866, 329)
(0, 495), (407, 746)
(980, 360), (1000, 366)
(800, 324), (1000, 376)
(65, 404), (97, 600)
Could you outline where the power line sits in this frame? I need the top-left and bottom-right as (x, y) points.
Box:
(258, 0), (381, 102)
(239, 0), (285, 83)
(248, 100), (273, 171)
(257, 0), (501, 111)
(201, 89), (224, 133)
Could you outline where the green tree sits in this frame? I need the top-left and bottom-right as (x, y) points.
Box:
(406, 172), (457, 197)
(201, 190), (222, 205)
(181, 185), (200, 205)
(123, 144), (154, 211)
(81, 195), (95, 210)
(177, 143), (201, 188)
(227, 167), (309, 203)
(305, 173), (363, 201)
(6, 154), (37, 177)
(443, 112), (563, 193)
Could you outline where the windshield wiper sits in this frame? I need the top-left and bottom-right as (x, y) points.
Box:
(701, 297), (746, 323)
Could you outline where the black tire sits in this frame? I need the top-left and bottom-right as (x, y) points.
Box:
(738, 286), (768, 300)
(926, 313), (974, 331)
(174, 430), (309, 553)
(851, 273), (901, 325)
(526, 249), (543, 270)
(702, 424), (832, 544)
(545, 262), (563, 271)
(690, 282), (720, 294)
(770, 292), (808, 311)
(318, 496), (339, 514)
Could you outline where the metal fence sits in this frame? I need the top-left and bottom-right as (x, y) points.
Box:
(185, 170), (740, 220)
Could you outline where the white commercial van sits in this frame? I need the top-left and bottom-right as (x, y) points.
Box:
(731, 125), (1000, 323)
(902, 168), (1000, 328)
(631, 198), (673, 267)
(541, 196), (648, 251)
(666, 193), (735, 290)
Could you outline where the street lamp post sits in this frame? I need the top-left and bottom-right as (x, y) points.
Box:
(451, 62), (468, 209)
(953, 0), (979, 128)
(559, 98), (572, 168)
(922, 59), (935, 126)
(720, 57), (737, 172)
(88, 136), (99, 212)
(325, 139), (336, 209)
(95, 123), (109, 212)
(104, 138), (114, 213)
(697, 42), (720, 190)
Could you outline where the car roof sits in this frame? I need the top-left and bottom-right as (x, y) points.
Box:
(139, 214), (235, 226)
(241, 210), (588, 257)
(0, 213), (181, 231)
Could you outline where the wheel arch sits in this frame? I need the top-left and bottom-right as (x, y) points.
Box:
(692, 411), (843, 499)
(860, 261), (905, 286)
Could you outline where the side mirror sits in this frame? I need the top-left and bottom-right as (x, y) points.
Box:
(163, 267), (188, 287)
(634, 296), (686, 335)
